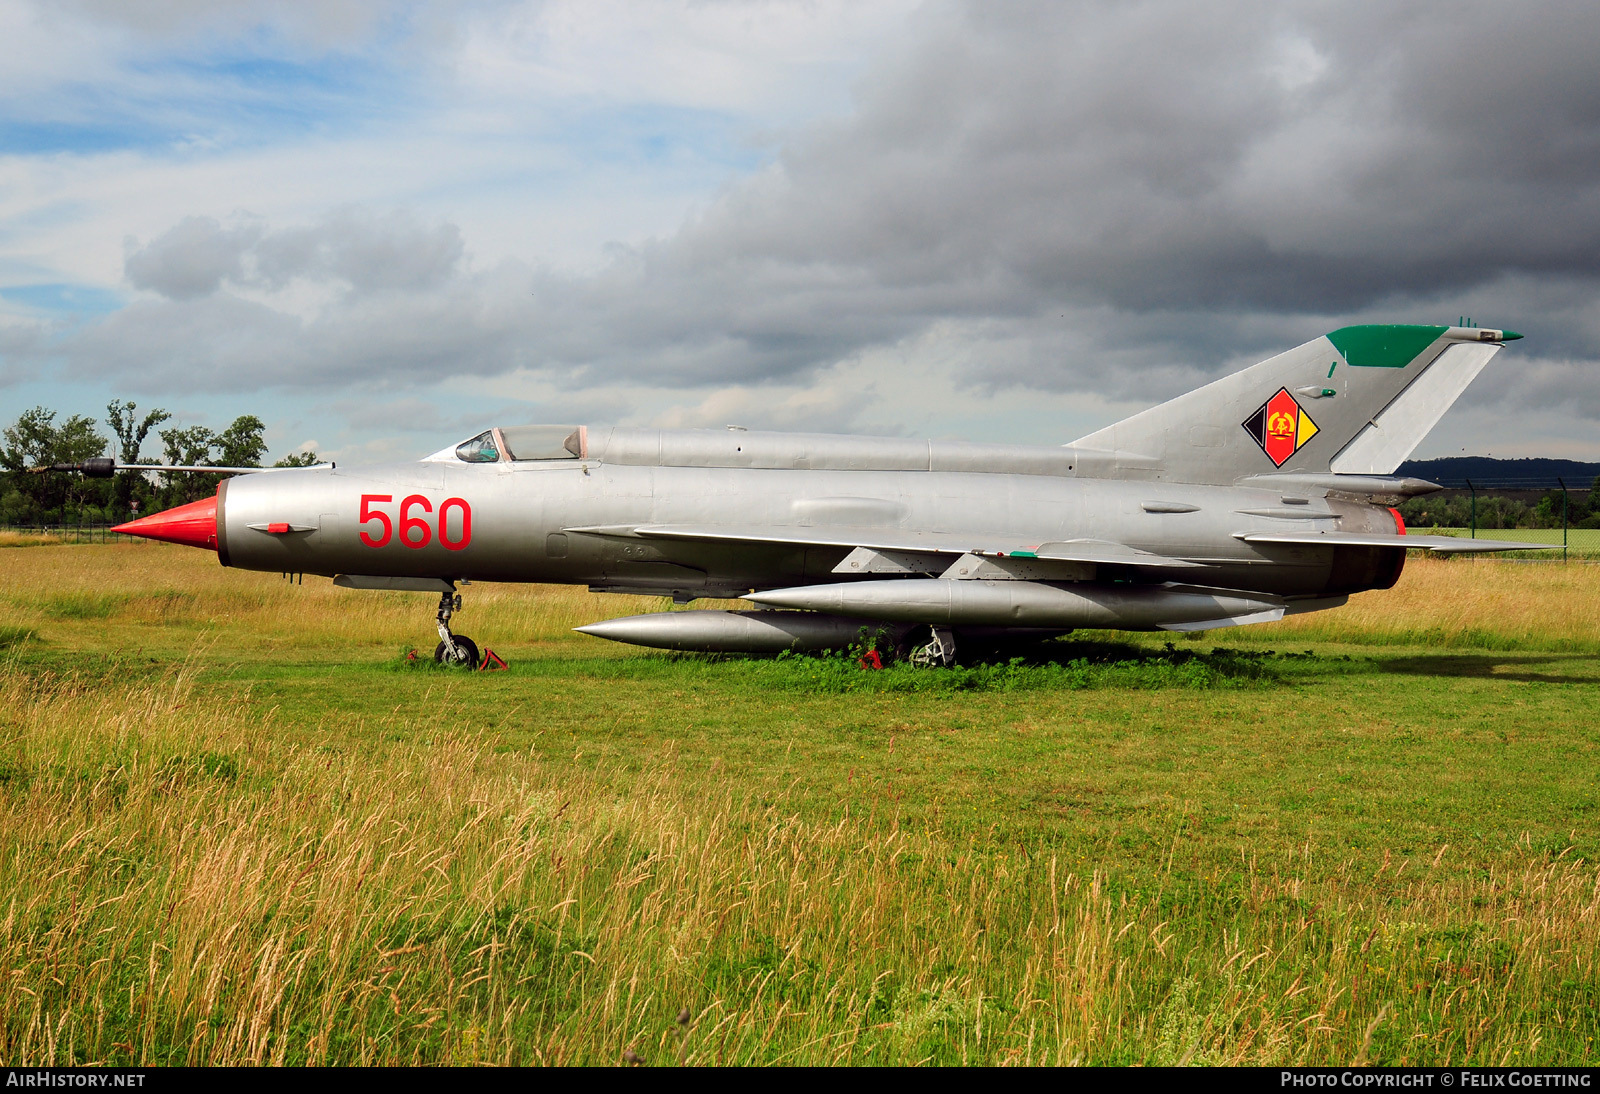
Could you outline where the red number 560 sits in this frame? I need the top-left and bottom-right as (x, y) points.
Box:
(359, 494), (472, 551)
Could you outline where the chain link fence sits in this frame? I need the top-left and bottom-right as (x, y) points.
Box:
(1401, 472), (1597, 560)
(0, 524), (125, 545)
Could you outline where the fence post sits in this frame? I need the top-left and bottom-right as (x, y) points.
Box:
(1559, 477), (1569, 563)
(1466, 479), (1477, 539)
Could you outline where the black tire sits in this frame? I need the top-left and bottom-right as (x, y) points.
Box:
(892, 627), (929, 663)
(434, 635), (480, 669)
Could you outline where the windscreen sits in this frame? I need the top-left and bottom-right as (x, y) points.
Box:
(454, 430), (500, 463)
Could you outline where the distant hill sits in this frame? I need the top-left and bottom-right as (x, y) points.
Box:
(1395, 457), (1600, 490)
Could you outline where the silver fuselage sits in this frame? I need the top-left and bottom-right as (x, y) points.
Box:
(216, 437), (1404, 604)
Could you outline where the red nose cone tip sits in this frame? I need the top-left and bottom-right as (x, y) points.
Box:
(111, 495), (219, 551)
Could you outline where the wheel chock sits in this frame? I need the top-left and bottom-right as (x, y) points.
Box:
(477, 647), (509, 672)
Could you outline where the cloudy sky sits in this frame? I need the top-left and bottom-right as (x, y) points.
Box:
(4, 0), (1600, 463)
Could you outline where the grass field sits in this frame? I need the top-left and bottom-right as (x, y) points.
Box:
(2, 543), (1598, 1066)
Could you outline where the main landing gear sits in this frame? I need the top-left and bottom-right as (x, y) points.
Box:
(909, 625), (957, 668)
(434, 589), (480, 669)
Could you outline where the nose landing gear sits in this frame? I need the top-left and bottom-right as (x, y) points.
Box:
(434, 589), (481, 669)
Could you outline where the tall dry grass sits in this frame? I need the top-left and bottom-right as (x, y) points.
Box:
(0, 531), (73, 548)
(0, 543), (692, 653)
(2, 655), (1595, 1065)
(6, 544), (1600, 655)
(1239, 556), (1600, 650)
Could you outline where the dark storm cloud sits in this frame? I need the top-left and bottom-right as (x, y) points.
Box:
(33, 0), (1600, 414)
(633, 0), (1600, 388)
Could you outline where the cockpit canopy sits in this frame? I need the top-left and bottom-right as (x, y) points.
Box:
(454, 426), (587, 463)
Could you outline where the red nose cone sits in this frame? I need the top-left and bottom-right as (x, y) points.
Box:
(112, 494), (218, 551)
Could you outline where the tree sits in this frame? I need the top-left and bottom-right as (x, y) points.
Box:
(155, 415), (269, 506)
(0, 407), (109, 523)
(158, 425), (219, 507)
(105, 399), (170, 520)
(2, 404), (291, 523)
(214, 415), (267, 468)
(1534, 493), (1559, 528)
(274, 449), (321, 468)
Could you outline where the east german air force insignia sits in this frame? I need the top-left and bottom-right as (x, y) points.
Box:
(1242, 388), (1319, 467)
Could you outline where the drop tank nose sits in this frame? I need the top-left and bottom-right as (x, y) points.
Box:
(111, 494), (219, 551)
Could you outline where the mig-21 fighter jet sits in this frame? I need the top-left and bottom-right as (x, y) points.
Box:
(76, 323), (1533, 666)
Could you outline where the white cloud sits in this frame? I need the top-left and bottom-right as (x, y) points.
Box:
(124, 215), (261, 299)
(456, 0), (919, 119)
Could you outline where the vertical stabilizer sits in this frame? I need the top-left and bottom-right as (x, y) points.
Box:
(1066, 325), (1517, 485)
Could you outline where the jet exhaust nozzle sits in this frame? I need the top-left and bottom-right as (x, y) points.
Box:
(111, 494), (220, 552)
(576, 610), (901, 653)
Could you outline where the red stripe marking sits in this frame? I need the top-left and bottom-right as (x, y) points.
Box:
(1388, 507), (1406, 536)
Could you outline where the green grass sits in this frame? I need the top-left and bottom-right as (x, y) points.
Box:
(1, 545), (1599, 1065)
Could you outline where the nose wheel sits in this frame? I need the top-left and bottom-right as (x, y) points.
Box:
(434, 590), (481, 669)
(435, 635), (480, 668)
